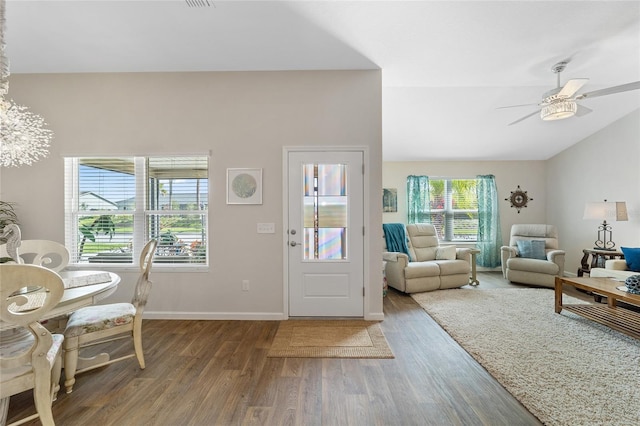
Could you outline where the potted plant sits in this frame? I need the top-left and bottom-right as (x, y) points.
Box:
(0, 200), (19, 262)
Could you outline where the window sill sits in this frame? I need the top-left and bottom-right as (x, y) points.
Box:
(443, 241), (478, 247)
(66, 264), (210, 273)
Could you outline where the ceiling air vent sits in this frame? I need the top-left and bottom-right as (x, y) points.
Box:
(185, 0), (213, 7)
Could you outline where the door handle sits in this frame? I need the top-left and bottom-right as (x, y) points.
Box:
(290, 241), (300, 247)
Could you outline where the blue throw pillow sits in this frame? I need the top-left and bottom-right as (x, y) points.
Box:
(516, 240), (547, 260)
(620, 247), (640, 272)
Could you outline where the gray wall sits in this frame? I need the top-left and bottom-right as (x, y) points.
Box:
(0, 70), (384, 319)
(547, 109), (640, 274)
(383, 160), (547, 256)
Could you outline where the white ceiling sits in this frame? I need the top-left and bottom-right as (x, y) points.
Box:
(5, 0), (640, 161)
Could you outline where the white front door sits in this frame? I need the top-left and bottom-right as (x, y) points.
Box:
(287, 150), (364, 317)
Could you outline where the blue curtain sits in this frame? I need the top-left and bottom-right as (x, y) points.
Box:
(407, 175), (430, 224)
(476, 175), (503, 267)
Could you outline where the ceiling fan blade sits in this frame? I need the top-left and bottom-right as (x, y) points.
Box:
(576, 81), (640, 100)
(508, 110), (539, 126)
(497, 103), (539, 109)
(558, 78), (589, 98)
(575, 104), (593, 117)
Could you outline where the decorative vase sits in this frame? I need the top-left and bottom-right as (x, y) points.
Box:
(625, 275), (640, 295)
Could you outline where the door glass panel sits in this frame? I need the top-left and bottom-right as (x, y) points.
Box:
(302, 163), (348, 260)
(317, 164), (346, 196)
(303, 228), (346, 260)
(318, 228), (346, 260)
(318, 196), (347, 227)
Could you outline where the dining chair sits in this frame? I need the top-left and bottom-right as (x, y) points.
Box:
(62, 239), (157, 394)
(0, 225), (70, 273)
(0, 264), (65, 426)
(15, 240), (70, 273)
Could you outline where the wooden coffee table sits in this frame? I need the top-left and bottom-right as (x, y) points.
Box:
(555, 276), (640, 340)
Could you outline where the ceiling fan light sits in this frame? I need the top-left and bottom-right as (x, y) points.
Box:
(540, 100), (577, 121)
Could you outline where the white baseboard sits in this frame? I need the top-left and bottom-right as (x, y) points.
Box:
(143, 311), (286, 321)
(365, 312), (385, 321)
(477, 266), (502, 272)
(144, 311), (386, 321)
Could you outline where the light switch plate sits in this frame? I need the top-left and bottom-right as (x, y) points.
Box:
(257, 223), (275, 233)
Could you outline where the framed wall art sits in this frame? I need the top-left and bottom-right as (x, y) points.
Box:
(227, 168), (263, 205)
(383, 188), (398, 212)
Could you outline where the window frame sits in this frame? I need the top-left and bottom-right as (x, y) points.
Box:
(428, 177), (479, 243)
(64, 156), (209, 270)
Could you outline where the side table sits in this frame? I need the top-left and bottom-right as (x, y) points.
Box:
(382, 260), (388, 297)
(577, 248), (624, 277)
(469, 249), (480, 286)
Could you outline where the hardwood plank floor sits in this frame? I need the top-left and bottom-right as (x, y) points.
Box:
(7, 272), (548, 425)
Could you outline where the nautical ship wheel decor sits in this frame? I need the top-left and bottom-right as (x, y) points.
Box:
(506, 185), (532, 213)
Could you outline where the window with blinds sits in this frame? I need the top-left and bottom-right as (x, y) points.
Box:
(64, 156), (208, 266)
(428, 178), (478, 241)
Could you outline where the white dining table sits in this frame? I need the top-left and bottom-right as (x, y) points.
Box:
(54, 269), (120, 318)
(0, 269), (120, 331)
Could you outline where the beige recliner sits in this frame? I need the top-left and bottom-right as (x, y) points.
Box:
(383, 223), (472, 293)
(501, 224), (565, 288)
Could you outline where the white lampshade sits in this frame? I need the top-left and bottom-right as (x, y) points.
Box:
(540, 100), (577, 121)
(583, 201), (628, 221)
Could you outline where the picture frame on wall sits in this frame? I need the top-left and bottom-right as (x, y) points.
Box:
(383, 188), (397, 212)
(227, 168), (263, 205)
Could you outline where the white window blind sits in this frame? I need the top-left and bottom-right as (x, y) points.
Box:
(64, 156), (208, 267)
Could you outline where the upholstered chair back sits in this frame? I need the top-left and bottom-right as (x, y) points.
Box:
(406, 224), (440, 262)
(509, 224), (559, 252)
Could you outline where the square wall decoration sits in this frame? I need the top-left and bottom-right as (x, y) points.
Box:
(227, 168), (263, 204)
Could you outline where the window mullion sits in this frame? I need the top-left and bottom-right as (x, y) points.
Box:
(64, 158), (79, 262)
(444, 180), (454, 241)
(133, 157), (147, 266)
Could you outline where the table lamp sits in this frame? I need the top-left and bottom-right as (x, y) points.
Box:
(583, 200), (628, 250)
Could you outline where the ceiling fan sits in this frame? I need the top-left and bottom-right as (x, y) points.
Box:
(499, 60), (640, 126)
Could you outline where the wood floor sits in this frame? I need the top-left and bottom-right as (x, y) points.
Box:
(7, 272), (557, 426)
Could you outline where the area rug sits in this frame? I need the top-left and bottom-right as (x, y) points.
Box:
(267, 320), (394, 359)
(411, 288), (640, 426)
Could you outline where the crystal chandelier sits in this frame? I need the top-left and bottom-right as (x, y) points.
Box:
(0, 0), (53, 167)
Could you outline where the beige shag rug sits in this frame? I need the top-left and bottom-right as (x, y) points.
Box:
(411, 288), (640, 426)
(267, 320), (394, 359)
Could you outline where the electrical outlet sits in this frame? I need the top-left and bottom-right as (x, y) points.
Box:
(242, 280), (249, 291)
(257, 223), (275, 233)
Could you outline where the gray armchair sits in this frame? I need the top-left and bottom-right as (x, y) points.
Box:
(501, 224), (565, 288)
